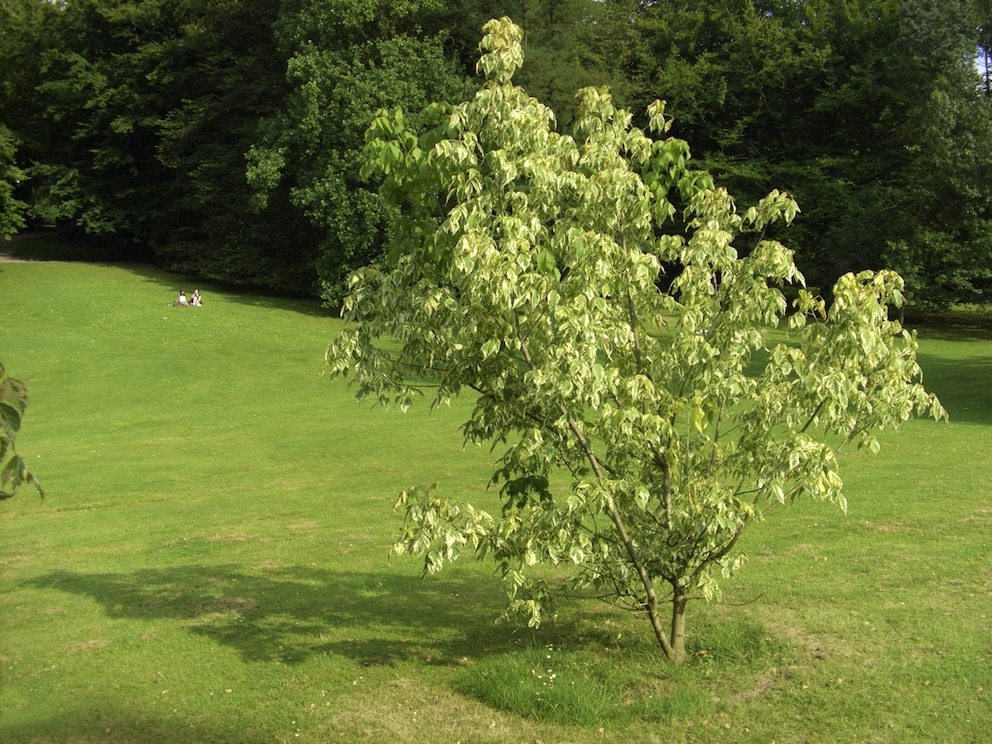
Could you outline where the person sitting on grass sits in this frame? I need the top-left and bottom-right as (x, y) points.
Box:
(191, 289), (202, 306)
(175, 290), (189, 306)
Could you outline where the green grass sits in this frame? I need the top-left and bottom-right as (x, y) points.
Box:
(1, 257), (990, 742)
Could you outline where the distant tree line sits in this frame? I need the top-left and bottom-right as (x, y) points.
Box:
(1, 0), (991, 308)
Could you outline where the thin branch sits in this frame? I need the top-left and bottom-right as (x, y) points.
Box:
(709, 401), (724, 475)
(512, 307), (677, 659)
(799, 397), (828, 434)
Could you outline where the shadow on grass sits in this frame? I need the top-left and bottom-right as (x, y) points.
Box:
(0, 710), (272, 744)
(905, 310), (992, 343)
(3, 233), (333, 319)
(0, 235), (338, 318)
(2, 230), (131, 263)
(24, 565), (574, 667)
(113, 262), (334, 318)
(914, 351), (992, 426)
(12, 566), (621, 742)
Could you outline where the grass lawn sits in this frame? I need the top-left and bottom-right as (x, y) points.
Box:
(1, 254), (990, 742)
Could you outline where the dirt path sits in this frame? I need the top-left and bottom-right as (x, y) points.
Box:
(1, 234), (41, 262)
(0, 248), (29, 262)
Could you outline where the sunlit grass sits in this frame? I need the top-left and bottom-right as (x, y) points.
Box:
(1, 256), (990, 742)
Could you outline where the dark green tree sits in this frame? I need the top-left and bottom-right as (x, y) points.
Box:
(25, 0), (176, 246)
(149, 0), (319, 293)
(443, 0), (648, 127)
(876, 0), (992, 306)
(977, 0), (992, 94)
(6, 0), (989, 305)
(0, 0), (62, 236)
(246, 0), (475, 305)
(247, 0), (651, 305)
(0, 125), (26, 239)
(9, 0), (317, 290)
(632, 0), (992, 307)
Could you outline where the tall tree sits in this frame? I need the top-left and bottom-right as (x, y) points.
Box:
(877, 0), (992, 306)
(0, 0), (57, 236)
(0, 0), (68, 235)
(26, 0), (176, 246)
(328, 18), (944, 662)
(0, 125), (26, 239)
(9, 0), (317, 290)
(977, 0), (992, 94)
(149, 0), (319, 292)
(246, 0), (475, 305)
(443, 0), (648, 127)
(632, 0), (992, 307)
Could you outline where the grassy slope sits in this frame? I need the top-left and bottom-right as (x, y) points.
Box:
(1, 259), (989, 743)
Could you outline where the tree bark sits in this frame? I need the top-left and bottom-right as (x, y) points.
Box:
(641, 578), (678, 661)
(670, 581), (688, 663)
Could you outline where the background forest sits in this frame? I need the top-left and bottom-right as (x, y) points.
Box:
(2, 0), (992, 309)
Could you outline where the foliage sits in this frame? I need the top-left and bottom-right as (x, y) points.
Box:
(327, 17), (945, 662)
(148, 0), (320, 292)
(0, 0), (55, 235)
(0, 0), (316, 289)
(2, 1), (990, 306)
(630, 0), (992, 307)
(21, 0), (167, 241)
(246, 0), (476, 305)
(0, 0), (668, 299)
(442, 0), (647, 129)
(0, 124), (26, 239)
(0, 361), (42, 500)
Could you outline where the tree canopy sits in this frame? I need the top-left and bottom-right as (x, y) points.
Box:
(327, 17), (945, 661)
(1, 0), (990, 308)
(630, 0), (992, 307)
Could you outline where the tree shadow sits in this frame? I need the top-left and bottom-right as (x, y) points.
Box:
(113, 263), (333, 318)
(914, 351), (992, 426)
(905, 312), (992, 343)
(4, 231), (333, 318)
(0, 709), (272, 744)
(23, 564), (565, 667)
(13, 566), (626, 743)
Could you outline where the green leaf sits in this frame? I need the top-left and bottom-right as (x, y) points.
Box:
(0, 401), (22, 433)
(536, 249), (556, 275)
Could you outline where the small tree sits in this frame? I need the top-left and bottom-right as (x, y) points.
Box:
(1, 362), (42, 500)
(326, 18), (945, 662)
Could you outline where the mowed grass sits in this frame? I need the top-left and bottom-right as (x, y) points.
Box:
(1, 256), (990, 743)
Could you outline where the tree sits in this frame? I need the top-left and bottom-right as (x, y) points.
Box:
(148, 0), (319, 293)
(327, 18), (944, 662)
(876, 0), (992, 307)
(443, 0), (648, 129)
(630, 0), (992, 308)
(974, 0), (992, 94)
(246, 0), (645, 305)
(0, 362), (42, 500)
(246, 0), (475, 305)
(0, 125), (27, 239)
(3, 0), (317, 290)
(0, 0), (61, 237)
(25, 0), (174, 245)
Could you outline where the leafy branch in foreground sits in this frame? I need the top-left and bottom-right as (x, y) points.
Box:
(326, 17), (945, 663)
(0, 361), (43, 500)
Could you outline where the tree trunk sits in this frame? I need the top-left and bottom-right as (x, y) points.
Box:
(643, 588), (678, 661)
(669, 582), (688, 663)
